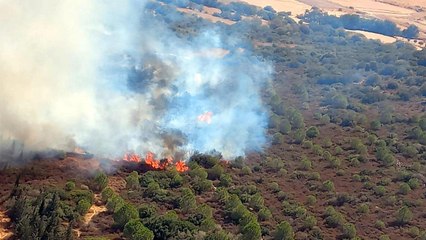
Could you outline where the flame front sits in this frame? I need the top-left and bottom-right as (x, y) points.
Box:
(123, 151), (188, 172)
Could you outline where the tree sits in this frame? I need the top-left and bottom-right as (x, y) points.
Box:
(342, 223), (357, 238)
(294, 129), (306, 144)
(76, 199), (91, 215)
(93, 171), (108, 192)
(272, 132), (284, 145)
(101, 187), (114, 202)
(179, 188), (196, 213)
(241, 220), (261, 240)
(113, 203), (139, 228)
(208, 164), (224, 180)
(124, 219), (154, 240)
(306, 126), (320, 138)
(126, 171), (140, 190)
(274, 221), (294, 240)
(138, 204), (157, 219)
(395, 206), (413, 225)
(279, 119), (292, 134)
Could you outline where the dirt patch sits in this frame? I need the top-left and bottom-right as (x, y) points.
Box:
(345, 29), (397, 43)
(0, 210), (12, 240)
(177, 7), (235, 25)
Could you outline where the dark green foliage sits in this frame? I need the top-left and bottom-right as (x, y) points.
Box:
(139, 204), (157, 219)
(306, 126), (320, 138)
(207, 164), (224, 180)
(294, 129), (306, 144)
(395, 206), (413, 225)
(10, 191), (66, 240)
(126, 171), (140, 190)
(219, 173), (233, 187)
(101, 187), (114, 202)
(342, 223), (357, 239)
(93, 171), (108, 192)
(113, 203), (139, 229)
(274, 221), (294, 240)
(189, 152), (221, 169)
(179, 188), (196, 213)
(65, 181), (75, 191)
(273, 132), (285, 145)
(76, 199), (91, 215)
(144, 212), (196, 240)
(204, 230), (232, 240)
(124, 219), (154, 240)
(241, 220), (262, 240)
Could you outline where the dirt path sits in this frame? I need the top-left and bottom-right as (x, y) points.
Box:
(75, 194), (107, 238)
(0, 210), (12, 240)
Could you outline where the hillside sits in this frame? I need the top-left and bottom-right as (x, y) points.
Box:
(1, 0), (426, 240)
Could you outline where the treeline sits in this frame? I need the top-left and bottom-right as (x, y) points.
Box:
(301, 8), (419, 39)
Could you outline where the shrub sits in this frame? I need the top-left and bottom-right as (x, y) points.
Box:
(370, 120), (381, 130)
(101, 187), (114, 202)
(123, 219), (154, 240)
(300, 157), (312, 171)
(241, 220), (261, 240)
(342, 223), (357, 239)
(241, 166), (252, 175)
(93, 171), (108, 192)
(357, 203), (369, 214)
(306, 195), (317, 205)
(219, 174), (233, 187)
(379, 235), (390, 240)
(279, 119), (292, 135)
(395, 206), (413, 225)
(65, 181), (75, 191)
(375, 220), (385, 230)
(306, 126), (320, 138)
(274, 221), (294, 240)
(398, 183), (411, 195)
(179, 188), (196, 213)
(126, 171), (140, 190)
(258, 208), (272, 221)
(76, 199), (91, 215)
(408, 178), (420, 189)
(294, 129), (306, 144)
(204, 230), (232, 240)
(139, 204), (157, 219)
(113, 203), (139, 229)
(269, 182), (280, 193)
(322, 180), (335, 192)
(272, 132), (285, 145)
(106, 195), (125, 213)
(373, 186), (386, 196)
(303, 215), (317, 230)
(407, 226), (420, 238)
(208, 164), (224, 180)
(249, 193), (265, 211)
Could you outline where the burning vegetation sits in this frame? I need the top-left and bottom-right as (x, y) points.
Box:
(123, 152), (188, 172)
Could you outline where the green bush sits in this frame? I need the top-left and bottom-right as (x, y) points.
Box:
(208, 164), (224, 180)
(93, 171), (108, 192)
(273, 132), (285, 145)
(101, 187), (114, 202)
(395, 206), (413, 225)
(241, 220), (262, 240)
(269, 182), (280, 193)
(274, 221), (294, 240)
(322, 180), (335, 192)
(241, 166), (252, 175)
(300, 157), (312, 171)
(374, 220), (385, 230)
(113, 203), (139, 229)
(65, 181), (75, 191)
(306, 195), (317, 205)
(179, 188), (196, 213)
(306, 126), (320, 138)
(303, 215), (317, 230)
(76, 199), (91, 215)
(219, 174), (233, 187)
(398, 183), (411, 195)
(126, 171), (140, 190)
(258, 208), (272, 221)
(138, 204), (157, 219)
(106, 195), (125, 213)
(123, 219), (154, 240)
(408, 178), (420, 189)
(357, 203), (370, 214)
(294, 129), (306, 144)
(342, 223), (357, 239)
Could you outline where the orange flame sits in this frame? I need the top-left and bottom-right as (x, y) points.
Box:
(175, 160), (189, 172)
(197, 111), (213, 124)
(123, 153), (142, 163)
(124, 151), (188, 172)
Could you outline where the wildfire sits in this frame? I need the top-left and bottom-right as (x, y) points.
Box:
(122, 152), (188, 172)
(197, 111), (213, 124)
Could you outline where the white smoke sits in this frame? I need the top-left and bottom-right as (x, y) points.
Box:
(0, 0), (271, 160)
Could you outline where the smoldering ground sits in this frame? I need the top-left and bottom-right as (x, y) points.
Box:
(0, 0), (272, 162)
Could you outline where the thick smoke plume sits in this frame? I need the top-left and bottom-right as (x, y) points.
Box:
(0, 0), (271, 161)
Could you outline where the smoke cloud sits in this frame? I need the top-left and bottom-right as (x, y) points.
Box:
(0, 0), (271, 161)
